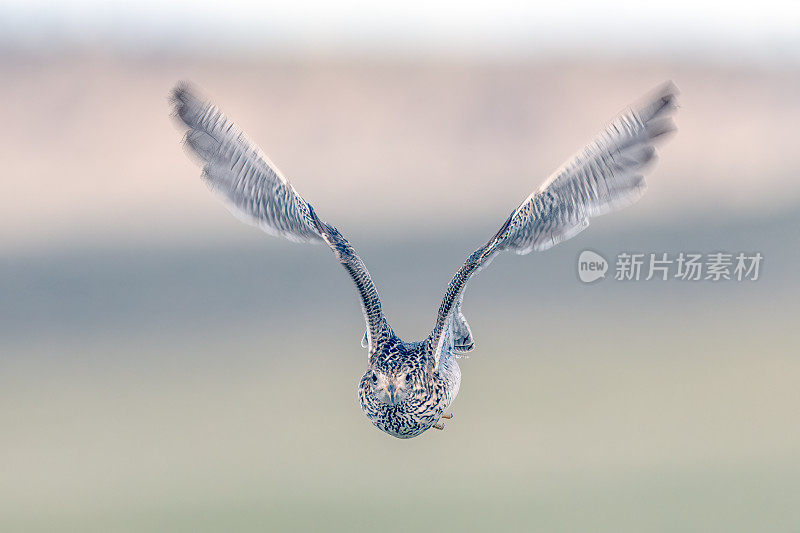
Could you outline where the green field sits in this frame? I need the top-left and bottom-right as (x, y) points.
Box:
(2, 213), (798, 531)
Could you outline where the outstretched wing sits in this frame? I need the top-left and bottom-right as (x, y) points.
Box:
(428, 81), (679, 368)
(171, 83), (388, 354)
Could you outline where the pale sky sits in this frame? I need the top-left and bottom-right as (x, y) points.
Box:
(2, 0), (799, 63)
(1, 1), (799, 251)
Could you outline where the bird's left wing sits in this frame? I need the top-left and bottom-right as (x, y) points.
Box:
(428, 81), (679, 369)
(171, 83), (389, 355)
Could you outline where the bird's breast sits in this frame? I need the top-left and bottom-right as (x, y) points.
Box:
(358, 384), (445, 439)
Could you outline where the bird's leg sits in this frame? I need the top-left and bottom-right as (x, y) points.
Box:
(433, 413), (453, 430)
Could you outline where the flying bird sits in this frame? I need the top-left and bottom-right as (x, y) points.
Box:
(170, 81), (678, 439)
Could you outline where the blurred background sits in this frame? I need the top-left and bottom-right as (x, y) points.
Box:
(1, 1), (799, 531)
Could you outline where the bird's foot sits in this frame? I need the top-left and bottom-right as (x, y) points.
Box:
(433, 413), (453, 430)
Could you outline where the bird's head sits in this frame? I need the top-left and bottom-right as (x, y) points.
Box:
(362, 366), (418, 406)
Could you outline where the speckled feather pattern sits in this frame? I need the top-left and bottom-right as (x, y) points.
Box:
(358, 337), (460, 438)
(171, 81), (678, 439)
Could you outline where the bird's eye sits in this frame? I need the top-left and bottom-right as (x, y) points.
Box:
(405, 373), (413, 383)
(371, 372), (378, 384)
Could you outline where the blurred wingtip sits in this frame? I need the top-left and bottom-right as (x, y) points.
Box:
(656, 79), (680, 97)
(648, 80), (680, 108)
(169, 80), (211, 131)
(630, 80), (680, 146)
(169, 80), (196, 106)
(640, 80), (680, 117)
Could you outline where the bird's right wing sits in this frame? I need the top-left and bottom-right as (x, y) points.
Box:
(171, 83), (389, 355)
(428, 81), (679, 369)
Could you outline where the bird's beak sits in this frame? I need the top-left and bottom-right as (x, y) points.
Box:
(386, 383), (396, 405)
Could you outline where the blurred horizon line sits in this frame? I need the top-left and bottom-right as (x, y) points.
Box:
(3, 201), (799, 259)
(1, 42), (798, 71)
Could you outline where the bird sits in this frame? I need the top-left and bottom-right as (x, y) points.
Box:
(170, 80), (678, 439)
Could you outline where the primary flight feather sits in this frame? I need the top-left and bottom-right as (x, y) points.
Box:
(171, 81), (678, 439)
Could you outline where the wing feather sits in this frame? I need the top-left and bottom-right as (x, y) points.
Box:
(171, 83), (389, 354)
(428, 81), (679, 368)
(171, 83), (323, 243)
(505, 81), (677, 253)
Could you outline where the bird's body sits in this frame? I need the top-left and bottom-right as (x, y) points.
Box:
(358, 336), (461, 438)
(171, 81), (678, 439)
